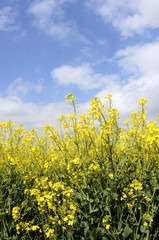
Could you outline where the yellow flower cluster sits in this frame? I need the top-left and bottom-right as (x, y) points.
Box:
(102, 215), (111, 230)
(143, 213), (153, 227)
(121, 179), (143, 203)
(130, 179), (143, 191)
(12, 206), (21, 222)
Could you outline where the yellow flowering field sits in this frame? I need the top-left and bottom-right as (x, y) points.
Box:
(0, 94), (159, 240)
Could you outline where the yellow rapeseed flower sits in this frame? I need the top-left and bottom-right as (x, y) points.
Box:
(108, 173), (114, 179)
(105, 224), (110, 230)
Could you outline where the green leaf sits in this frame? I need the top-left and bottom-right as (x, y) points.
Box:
(118, 218), (123, 231)
(89, 208), (98, 213)
(123, 225), (132, 238)
(73, 191), (84, 200)
(136, 234), (141, 239)
(140, 225), (145, 233)
(83, 222), (89, 236)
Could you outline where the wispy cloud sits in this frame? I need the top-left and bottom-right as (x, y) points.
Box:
(1, 40), (159, 131)
(7, 77), (43, 98)
(28, 0), (80, 40)
(116, 40), (159, 76)
(96, 40), (159, 121)
(51, 64), (118, 90)
(0, 96), (71, 131)
(52, 40), (159, 123)
(86, 0), (159, 37)
(0, 6), (19, 31)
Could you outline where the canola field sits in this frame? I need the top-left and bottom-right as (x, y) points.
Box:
(0, 94), (159, 240)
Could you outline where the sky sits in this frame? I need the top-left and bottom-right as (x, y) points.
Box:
(0, 0), (159, 131)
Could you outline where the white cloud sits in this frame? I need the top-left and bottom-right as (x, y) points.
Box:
(0, 6), (19, 31)
(28, 0), (79, 40)
(7, 77), (43, 97)
(51, 64), (118, 90)
(86, 0), (159, 37)
(51, 39), (159, 122)
(1, 38), (159, 132)
(1, 51), (158, 133)
(116, 40), (159, 76)
(0, 96), (71, 132)
(97, 75), (159, 119)
(96, 40), (159, 123)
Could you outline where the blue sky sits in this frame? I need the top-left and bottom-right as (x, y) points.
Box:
(0, 0), (159, 131)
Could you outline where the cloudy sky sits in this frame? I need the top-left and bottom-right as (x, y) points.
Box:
(0, 0), (159, 131)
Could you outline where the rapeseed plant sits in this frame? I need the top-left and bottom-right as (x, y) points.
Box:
(0, 94), (159, 239)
